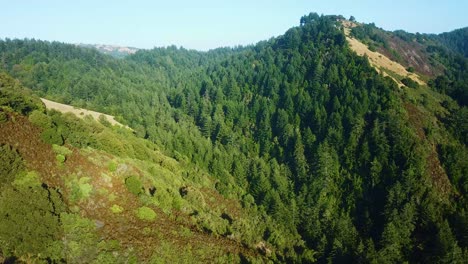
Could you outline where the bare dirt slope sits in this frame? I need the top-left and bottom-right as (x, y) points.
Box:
(342, 21), (425, 86)
(41, 98), (128, 128)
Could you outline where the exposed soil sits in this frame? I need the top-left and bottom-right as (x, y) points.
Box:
(0, 113), (63, 187)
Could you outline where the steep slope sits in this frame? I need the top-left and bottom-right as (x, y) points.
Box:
(0, 73), (265, 263)
(349, 21), (445, 77)
(342, 20), (425, 86)
(1, 13), (467, 263)
(349, 20), (468, 106)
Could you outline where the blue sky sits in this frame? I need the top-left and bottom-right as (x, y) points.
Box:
(1, 0), (467, 51)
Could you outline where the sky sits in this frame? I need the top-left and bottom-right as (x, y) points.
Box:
(1, 0), (467, 51)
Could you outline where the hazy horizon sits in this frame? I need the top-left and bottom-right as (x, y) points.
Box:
(1, 0), (467, 51)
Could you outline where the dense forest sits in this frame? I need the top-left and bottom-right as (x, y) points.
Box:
(1, 13), (467, 263)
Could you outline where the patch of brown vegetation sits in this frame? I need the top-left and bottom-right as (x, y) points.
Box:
(200, 187), (241, 219)
(0, 112), (63, 187)
(378, 35), (444, 77)
(344, 33), (425, 86)
(0, 113), (258, 261)
(404, 103), (451, 195)
(66, 151), (255, 261)
(83, 178), (253, 261)
(341, 20), (444, 78)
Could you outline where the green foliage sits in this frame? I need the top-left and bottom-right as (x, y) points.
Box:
(150, 241), (196, 264)
(438, 144), (468, 194)
(0, 110), (7, 123)
(56, 153), (66, 163)
(61, 213), (100, 263)
(53, 144), (72, 164)
(13, 171), (41, 187)
(0, 72), (44, 115)
(125, 175), (143, 195)
(41, 127), (64, 145)
(0, 185), (65, 260)
(445, 106), (468, 145)
(0, 144), (24, 189)
(28, 109), (51, 128)
(110, 204), (124, 214)
(108, 161), (118, 172)
(67, 176), (93, 201)
(52, 143), (73, 156)
(136, 206), (157, 221)
(98, 114), (112, 127)
(435, 27), (468, 57)
(401, 77), (419, 88)
(351, 22), (388, 47)
(0, 13), (466, 262)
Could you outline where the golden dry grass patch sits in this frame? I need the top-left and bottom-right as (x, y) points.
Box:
(40, 98), (130, 128)
(342, 21), (425, 86)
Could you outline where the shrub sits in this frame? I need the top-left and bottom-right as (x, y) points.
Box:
(98, 115), (112, 127)
(41, 127), (64, 145)
(0, 110), (7, 123)
(0, 144), (24, 189)
(56, 154), (66, 164)
(108, 161), (118, 172)
(67, 176), (93, 202)
(0, 185), (65, 260)
(110, 204), (124, 214)
(125, 176), (143, 195)
(53, 144), (72, 164)
(61, 213), (99, 263)
(136, 206), (156, 221)
(52, 144), (73, 156)
(401, 77), (419, 89)
(13, 171), (41, 187)
(28, 110), (51, 129)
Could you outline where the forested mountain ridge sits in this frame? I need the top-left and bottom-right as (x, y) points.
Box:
(1, 13), (467, 263)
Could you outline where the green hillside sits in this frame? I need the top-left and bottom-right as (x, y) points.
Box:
(0, 13), (467, 263)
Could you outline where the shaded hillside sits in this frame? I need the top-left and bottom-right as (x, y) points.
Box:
(1, 13), (467, 263)
(435, 27), (468, 57)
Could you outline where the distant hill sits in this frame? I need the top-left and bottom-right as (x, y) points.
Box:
(434, 27), (468, 57)
(78, 43), (140, 58)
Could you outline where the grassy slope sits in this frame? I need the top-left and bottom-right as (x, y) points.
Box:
(342, 21), (425, 86)
(40, 98), (128, 128)
(0, 77), (265, 262)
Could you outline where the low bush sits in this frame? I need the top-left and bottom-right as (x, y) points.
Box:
(136, 206), (156, 221)
(125, 176), (143, 195)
